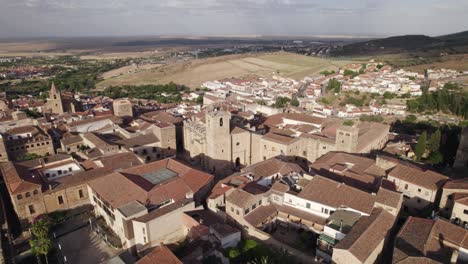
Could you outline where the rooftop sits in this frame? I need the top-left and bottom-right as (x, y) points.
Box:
(142, 168), (178, 186)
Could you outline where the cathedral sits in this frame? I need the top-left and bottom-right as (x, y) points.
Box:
(44, 83), (80, 115)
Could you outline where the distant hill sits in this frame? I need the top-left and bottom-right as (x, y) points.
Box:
(330, 30), (468, 56)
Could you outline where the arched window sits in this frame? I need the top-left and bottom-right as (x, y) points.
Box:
(219, 118), (223, 127)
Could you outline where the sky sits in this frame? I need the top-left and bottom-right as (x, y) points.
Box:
(0, 0), (467, 38)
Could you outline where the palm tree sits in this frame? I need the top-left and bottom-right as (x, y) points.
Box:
(30, 216), (52, 264)
(30, 236), (51, 264)
(248, 256), (270, 264)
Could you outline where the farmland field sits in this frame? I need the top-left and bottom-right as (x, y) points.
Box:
(95, 52), (356, 90)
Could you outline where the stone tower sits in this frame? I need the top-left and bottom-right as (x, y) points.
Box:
(205, 107), (232, 176)
(335, 125), (359, 153)
(45, 83), (64, 115)
(113, 99), (133, 118)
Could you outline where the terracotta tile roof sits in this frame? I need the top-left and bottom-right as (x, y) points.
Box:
(117, 133), (159, 148)
(335, 208), (395, 263)
(393, 217), (468, 263)
(89, 158), (213, 208)
(270, 182), (289, 193)
(375, 187), (402, 209)
(356, 122), (390, 152)
(207, 185), (232, 199)
(94, 152), (143, 171)
(443, 178), (468, 190)
(262, 132), (299, 145)
(226, 189), (256, 208)
(140, 111), (183, 125)
(6, 125), (38, 134)
(61, 134), (82, 146)
(388, 165), (448, 191)
(244, 205), (277, 227)
(298, 176), (375, 214)
(136, 244), (182, 264)
(1, 154), (75, 194)
(241, 157), (304, 180)
(310, 152), (384, 192)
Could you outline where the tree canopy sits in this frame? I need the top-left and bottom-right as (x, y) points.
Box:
(414, 131), (427, 161)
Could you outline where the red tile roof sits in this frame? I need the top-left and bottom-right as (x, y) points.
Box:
(89, 158), (213, 209)
(389, 165), (448, 191)
(136, 244), (182, 264)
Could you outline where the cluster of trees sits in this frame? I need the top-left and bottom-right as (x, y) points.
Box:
(326, 78), (341, 94)
(102, 83), (189, 103)
(52, 60), (128, 92)
(341, 94), (368, 107)
(414, 130), (443, 164)
(1, 58), (130, 97)
(343, 120), (355, 126)
(227, 239), (297, 264)
(273, 96), (291, 108)
(19, 153), (43, 161)
(343, 69), (360, 78)
(407, 83), (468, 119)
(319, 70), (335, 76)
(391, 120), (461, 167)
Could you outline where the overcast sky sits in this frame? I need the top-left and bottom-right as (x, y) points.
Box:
(0, 0), (467, 38)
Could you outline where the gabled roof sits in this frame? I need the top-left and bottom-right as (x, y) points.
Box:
(262, 132), (299, 145)
(136, 244), (182, 264)
(335, 208), (395, 263)
(241, 157), (304, 180)
(393, 217), (468, 263)
(117, 133), (159, 148)
(298, 176), (375, 214)
(388, 164), (448, 191)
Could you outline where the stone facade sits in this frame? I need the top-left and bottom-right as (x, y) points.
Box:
(44, 83), (65, 115)
(0, 126), (54, 161)
(113, 99), (133, 118)
(183, 108), (389, 177)
(1, 158), (108, 226)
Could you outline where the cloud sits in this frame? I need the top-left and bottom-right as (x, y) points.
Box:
(0, 0), (467, 37)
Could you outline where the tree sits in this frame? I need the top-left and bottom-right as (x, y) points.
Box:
(30, 237), (51, 264)
(414, 131), (427, 161)
(290, 98), (299, 107)
(383, 92), (396, 100)
(427, 151), (443, 165)
(20, 153), (42, 161)
(343, 120), (354, 126)
(428, 130), (441, 152)
(228, 248), (240, 259)
(241, 239), (258, 253)
(273, 97), (291, 108)
(405, 115), (417, 123)
(196, 95), (203, 105)
(30, 217), (52, 264)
